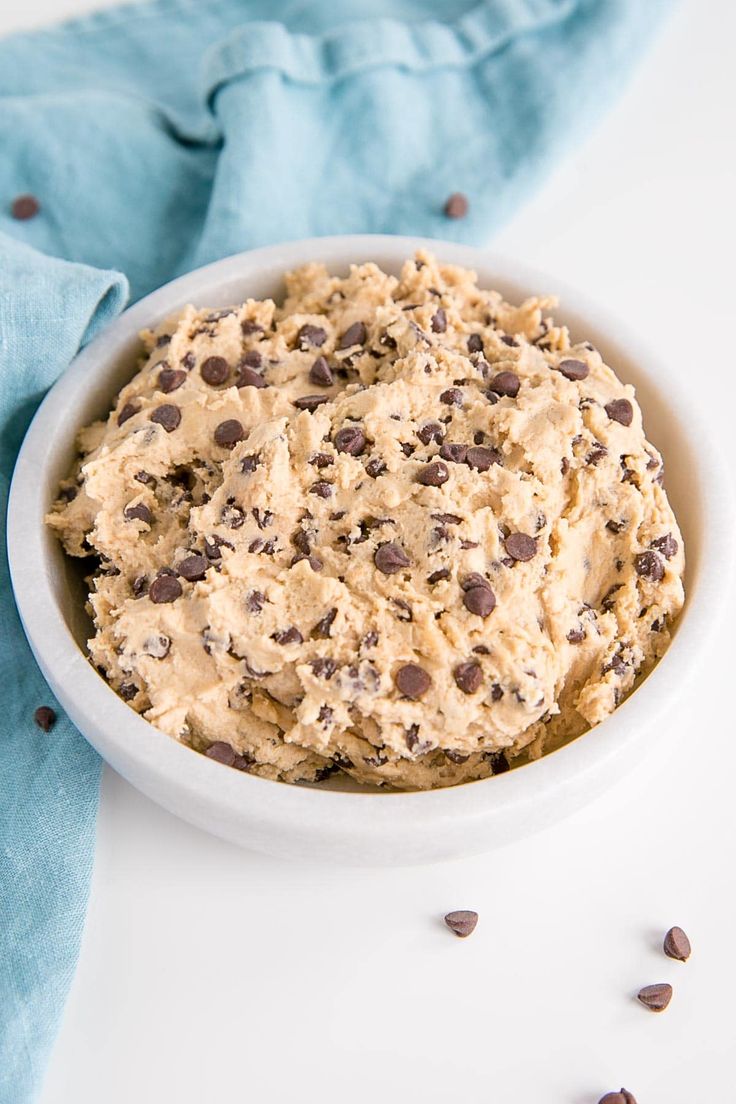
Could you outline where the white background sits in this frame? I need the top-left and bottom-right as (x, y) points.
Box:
(4, 1), (735, 1101)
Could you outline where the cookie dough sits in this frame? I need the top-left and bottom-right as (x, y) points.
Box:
(48, 252), (685, 789)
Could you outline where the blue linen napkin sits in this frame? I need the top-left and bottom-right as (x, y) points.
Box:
(0, 1), (672, 1098)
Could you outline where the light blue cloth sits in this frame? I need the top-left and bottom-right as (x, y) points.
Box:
(0, 1), (672, 1098)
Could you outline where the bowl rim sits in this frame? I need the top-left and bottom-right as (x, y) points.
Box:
(7, 234), (734, 840)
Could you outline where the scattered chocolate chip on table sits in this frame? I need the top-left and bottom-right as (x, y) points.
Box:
(444, 910), (478, 937)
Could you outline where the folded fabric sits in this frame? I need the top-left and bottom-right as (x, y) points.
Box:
(0, 1), (673, 1099)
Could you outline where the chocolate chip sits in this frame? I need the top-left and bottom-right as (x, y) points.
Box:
(490, 685), (504, 703)
(433, 512), (462, 524)
(123, 502), (152, 527)
(439, 443), (468, 464)
(296, 324), (327, 350)
(33, 706), (56, 731)
(444, 192), (468, 219)
(220, 504), (245, 529)
(664, 926), (691, 962)
(132, 575), (148, 598)
(205, 741), (236, 766)
(488, 371), (520, 398)
(200, 356), (230, 386)
(143, 634), (171, 659)
(637, 983), (672, 1012)
(241, 455), (260, 474)
(334, 425), (366, 455)
(651, 533), (678, 559)
(505, 533), (537, 562)
(466, 446), (501, 472)
(500, 334), (518, 347)
(309, 356), (333, 387)
(444, 910), (478, 937)
(119, 683), (138, 701)
(463, 585), (496, 618)
(416, 461), (449, 487)
(294, 394), (329, 411)
(338, 321), (367, 349)
(158, 367), (186, 393)
(374, 542), (410, 575)
(310, 481), (333, 498)
(178, 555), (207, 582)
(117, 401), (140, 426)
(273, 626), (303, 645)
(431, 308), (447, 333)
(149, 574), (182, 604)
(416, 421), (444, 446)
(236, 365), (267, 389)
(242, 350), (262, 369)
(567, 628), (585, 644)
(440, 388), (463, 406)
(365, 458), (386, 478)
(598, 1091), (637, 1104)
(181, 351), (196, 371)
(241, 320), (264, 336)
(245, 590), (265, 613)
(467, 333), (484, 354)
(150, 404), (181, 432)
(312, 608), (338, 639)
(214, 419), (244, 449)
(395, 663), (432, 699)
(635, 550), (665, 581)
(11, 193), (40, 220)
(557, 358), (589, 381)
(445, 749), (469, 764)
(454, 661), (482, 694)
(605, 398), (633, 426)
(427, 568), (450, 584)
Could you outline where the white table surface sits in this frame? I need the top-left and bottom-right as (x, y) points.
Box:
(4, 1), (735, 1101)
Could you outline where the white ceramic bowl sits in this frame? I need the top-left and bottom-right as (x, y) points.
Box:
(7, 236), (731, 865)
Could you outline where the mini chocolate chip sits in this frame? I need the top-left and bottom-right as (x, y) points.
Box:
(181, 351), (196, 371)
(11, 194), (40, 220)
(221, 504), (245, 529)
(309, 356), (333, 387)
(214, 419), (244, 449)
(463, 585), (496, 617)
(241, 455), (259, 474)
(416, 421), (444, 446)
(296, 324), (327, 350)
(365, 458), (386, 478)
(205, 741), (236, 766)
(312, 608), (338, 639)
(444, 910), (478, 937)
(651, 533), (678, 559)
(466, 446), (501, 472)
(200, 356), (229, 386)
(134, 472), (154, 488)
(488, 371), (520, 397)
(395, 663), (432, 699)
(427, 568), (450, 584)
(454, 661), (482, 694)
(467, 333), (484, 355)
(606, 519), (626, 534)
(119, 683), (138, 702)
(124, 503), (153, 525)
(338, 321), (367, 349)
(664, 926), (691, 962)
(334, 425), (366, 455)
(635, 550), (665, 581)
(499, 334), (518, 347)
(444, 192), (468, 219)
(34, 706), (56, 731)
(132, 575), (148, 598)
(241, 319), (264, 336)
(242, 350), (262, 368)
(567, 628), (585, 644)
(310, 452), (334, 469)
(445, 749), (469, 764)
(400, 442), (415, 457)
(158, 367), (186, 393)
(310, 481), (333, 498)
(294, 394), (329, 411)
(439, 442), (468, 464)
(431, 308), (447, 333)
(416, 461), (449, 487)
(236, 365), (267, 389)
(505, 533), (537, 561)
(143, 634), (171, 659)
(273, 626), (303, 645)
(637, 983), (672, 1012)
(374, 542), (411, 575)
(557, 358), (589, 381)
(149, 574), (182, 603)
(598, 1091), (637, 1104)
(605, 398), (634, 426)
(178, 555), (207, 582)
(117, 401), (140, 426)
(150, 404), (181, 432)
(440, 388), (464, 406)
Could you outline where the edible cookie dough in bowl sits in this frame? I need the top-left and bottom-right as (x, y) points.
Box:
(8, 237), (722, 864)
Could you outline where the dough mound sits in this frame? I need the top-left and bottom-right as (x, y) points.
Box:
(48, 252), (685, 790)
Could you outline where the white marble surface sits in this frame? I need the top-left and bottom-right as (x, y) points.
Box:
(3, 1), (735, 1101)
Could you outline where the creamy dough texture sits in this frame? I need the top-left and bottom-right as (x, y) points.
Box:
(48, 252), (685, 789)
